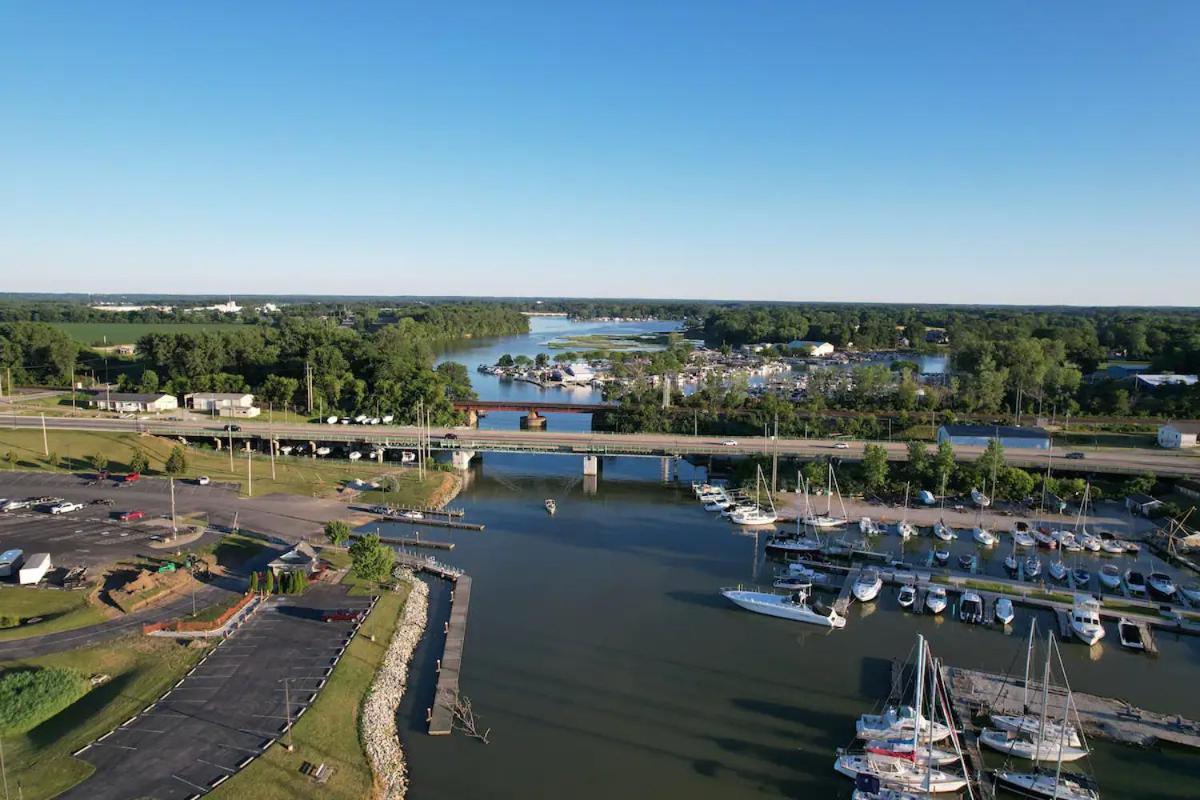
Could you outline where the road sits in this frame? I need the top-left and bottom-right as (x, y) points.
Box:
(4, 413), (1199, 477)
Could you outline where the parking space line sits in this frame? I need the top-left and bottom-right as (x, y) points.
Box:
(197, 757), (236, 774)
(172, 774), (209, 792)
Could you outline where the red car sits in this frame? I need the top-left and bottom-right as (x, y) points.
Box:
(117, 510), (144, 522)
(123, 472), (141, 483)
(321, 609), (366, 623)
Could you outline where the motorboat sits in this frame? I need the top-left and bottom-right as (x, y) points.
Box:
(932, 548), (950, 566)
(1004, 553), (1019, 573)
(721, 585), (846, 628)
(980, 728), (1089, 762)
(1125, 570), (1147, 596)
(897, 584), (916, 609)
(863, 739), (959, 767)
(958, 554), (977, 572)
(856, 705), (952, 743)
(783, 563), (829, 582)
(774, 574), (828, 591)
(860, 517), (883, 536)
(1118, 618), (1145, 651)
(834, 752), (967, 794)
(1032, 529), (1058, 549)
(959, 591), (984, 624)
(1180, 583), (1200, 604)
(973, 527), (996, 546)
(1011, 522), (1036, 548)
(932, 520), (955, 542)
(348, 451), (362, 461)
(1069, 595), (1105, 646)
(401, 510), (424, 520)
(1078, 533), (1101, 553)
(1048, 559), (1068, 582)
(1072, 568), (1090, 587)
(1123, 541), (1141, 554)
(705, 498), (733, 512)
(721, 503), (755, 518)
(1100, 539), (1127, 555)
(401, 451), (416, 463)
(993, 770), (1099, 800)
(315, 446), (331, 456)
(995, 598), (1015, 625)
(895, 521), (917, 540)
(544, 499), (557, 515)
(1024, 557), (1042, 579)
(852, 568), (883, 602)
(971, 488), (991, 507)
(1099, 564), (1122, 590)
(925, 586), (948, 614)
(1147, 572), (1177, 599)
(1056, 532), (1083, 553)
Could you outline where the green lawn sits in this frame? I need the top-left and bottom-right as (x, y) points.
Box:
(207, 584), (410, 800)
(52, 321), (248, 345)
(1, 636), (207, 799)
(0, 586), (109, 642)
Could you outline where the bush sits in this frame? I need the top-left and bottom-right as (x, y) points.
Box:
(0, 667), (90, 734)
(0, 614), (20, 629)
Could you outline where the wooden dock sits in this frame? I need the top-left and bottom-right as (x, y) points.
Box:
(358, 532), (455, 550)
(390, 504), (465, 517)
(379, 515), (485, 532)
(429, 575), (472, 735)
(395, 551), (465, 581)
(834, 565), (862, 615)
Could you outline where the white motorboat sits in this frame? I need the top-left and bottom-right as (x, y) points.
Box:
(925, 586), (948, 614)
(971, 487), (991, 507)
(705, 498), (733, 512)
(1098, 564), (1122, 590)
(1069, 595), (1105, 646)
(959, 591), (984, 623)
(863, 739), (960, 767)
(834, 753), (967, 794)
(860, 517), (882, 536)
(401, 451), (416, 463)
(973, 527), (996, 546)
(721, 585), (846, 628)
(932, 520), (955, 541)
(994, 770), (1099, 800)
(1124, 569), (1147, 596)
(774, 574), (827, 590)
(852, 568), (883, 602)
(721, 503), (754, 518)
(1118, 617), (1145, 651)
(1147, 571), (1178, 599)
(856, 705), (952, 743)
(544, 499), (556, 515)
(348, 451), (362, 461)
(805, 514), (846, 528)
(1048, 559), (1068, 582)
(1012, 522), (1036, 547)
(1100, 538), (1126, 555)
(784, 562), (827, 581)
(315, 446), (331, 456)
(897, 584), (916, 609)
(1078, 533), (1101, 552)
(1024, 556), (1042, 579)
(1055, 531), (1082, 552)
(932, 548), (950, 566)
(995, 598), (1015, 625)
(980, 728), (1089, 762)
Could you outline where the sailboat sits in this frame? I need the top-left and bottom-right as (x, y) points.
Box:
(991, 621), (1085, 748)
(971, 487), (991, 507)
(932, 471), (956, 542)
(730, 465), (778, 526)
(896, 483), (916, 540)
(765, 478), (824, 554)
(803, 466), (848, 528)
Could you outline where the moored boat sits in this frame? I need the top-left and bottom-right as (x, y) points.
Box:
(995, 597), (1015, 625)
(932, 520), (955, 541)
(1099, 564), (1122, 590)
(544, 498), (557, 515)
(980, 727), (1089, 762)
(897, 584), (916, 608)
(852, 568), (883, 602)
(1147, 571), (1178, 599)
(721, 584), (846, 628)
(973, 526), (996, 546)
(925, 586), (948, 614)
(1118, 617), (1145, 651)
(959, 591), (984, 623)
(1069, 595), (1105, 646)
(994, 769), (1099, 800)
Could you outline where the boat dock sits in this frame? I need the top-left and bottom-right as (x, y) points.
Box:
(833, 565), (863, 615)
(379, 515), (486, 532)
(429, 575), (472, 735)
(395, 551), (465, 581)
(358, 531), (455, 550)
(390, 504), (465, 518)
(943, 665), (1200, 750)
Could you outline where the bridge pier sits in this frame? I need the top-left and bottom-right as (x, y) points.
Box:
(465, 408), (479, 427)
(520, 411), (546, 429)
(212, 437), (222, 451)
(583, 455), (599, 476)
(451, 450), (476, 470)
(309, 441), (317, 459)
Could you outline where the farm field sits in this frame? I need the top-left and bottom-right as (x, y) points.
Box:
(52, 322), (250, 345)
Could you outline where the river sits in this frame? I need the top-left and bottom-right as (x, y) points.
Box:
(388, 453), (1200, 800)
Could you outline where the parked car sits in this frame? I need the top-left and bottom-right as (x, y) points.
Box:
(1065, 452), (1086, 460)
(223, 424), (242, 432)
(197, 476), (210, 485)
(123, 472), (141, 483)
(50, 501), (83, 515)
(833, 442), (850, 449)
(321, 609), (366, 623)
(90, 498), (115, 506)
(117, 510), (145, 522)
(443, 432), (458, 440)
(3, 499), (31, 512)
(722, 440), (738, 446)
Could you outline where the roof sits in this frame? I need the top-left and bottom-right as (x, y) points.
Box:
(186, 392), (254, 400)
(939, 424), (1050, 440)
(89, 391), (175, 403)
(1136, 374), (1199, 387)
(269, 541), (318, 566)
(1126, 493), (1161, 506)
(1162, 421), (1200, 434)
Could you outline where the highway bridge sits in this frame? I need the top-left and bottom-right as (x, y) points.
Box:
(451, 400), (610, 426)
(4, 414), (1199, 478)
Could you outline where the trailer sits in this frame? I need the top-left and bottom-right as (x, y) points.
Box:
(0, 548), (24, 577)
(18, 552), (52, 585)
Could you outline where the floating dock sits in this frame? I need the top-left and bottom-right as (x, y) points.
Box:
(429, 576), (472, 735)
(378, 515), (485, 532)
(357, 532), (454, 550)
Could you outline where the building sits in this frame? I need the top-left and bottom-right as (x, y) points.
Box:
(18, 552), (52, 586)
(268, 542), (319, 577)
(563, 363), (595, 383)
(89, 391), (178, 414)
(1103, 361), (1151, 379)
(185, 392), (260, 418)
(1135, 374), (1199, 390)
(786, 340), (835, 357)
(1125, 494), (1163, 517)
(936, 423), (1051, 450)
(1157, 421), (1200, 449)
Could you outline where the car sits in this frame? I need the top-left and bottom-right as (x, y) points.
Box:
(122, 472), (141, 483)
(197, 476), (210, 485)
(90, 498), (115, 506)
(50, 501), (83, 515)
(721, 440), (738, 446)
(1065, 451), (1085, 460)
(223, 424), (242, 432)
(117, 510), (145, 522)
(2, 499), (31, 512)
(833, 442), (850, 449)
(443, 432), (458, 440)
(321, 609), (366, 623)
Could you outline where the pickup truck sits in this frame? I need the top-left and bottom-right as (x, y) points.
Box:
(50, 501), (83, 515)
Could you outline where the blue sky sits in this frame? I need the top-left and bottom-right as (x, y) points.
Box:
(2, 2), (1197, 304)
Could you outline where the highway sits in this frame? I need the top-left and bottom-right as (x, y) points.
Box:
(4, 413), (1200, 477)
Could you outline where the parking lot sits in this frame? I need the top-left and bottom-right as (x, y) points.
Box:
(66, 583), (376, 800)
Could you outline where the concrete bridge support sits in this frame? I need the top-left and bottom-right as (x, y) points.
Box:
(451, 450), (476, 470)
(308, 441), (317, 459)
(520, 410), (547, 429)
(583, 455), (599, 476)
(465, 408), (479, 427)
(212, 437), (222, 451)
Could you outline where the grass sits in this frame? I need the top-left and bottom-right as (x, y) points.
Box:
(0, 428), (452, 502)
(207, 583), (411, 800)
(0, 636), (207, 799)
(0, 667), (90, 734)
(0, 586), (109, 642)
(201, 531), (272, 569)
(51, 321), (247, 345)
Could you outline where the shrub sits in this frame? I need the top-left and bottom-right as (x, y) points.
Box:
(0, 614), (20, 629)
(0, 667), (90, 734)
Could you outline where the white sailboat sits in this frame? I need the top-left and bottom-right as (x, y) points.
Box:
(721, 583), (846, 628)
(971, 487), (990, 507)
(896, 483), (916, 540)
(932, 471), (955, 541)
(803, 466), (848, 528)
(856, 705), (952, 743)
(766, 479), (824, 554)
(992, 622), (1086, 747)
(730, 466), (778, 526)
(994, 770), (1099, 800)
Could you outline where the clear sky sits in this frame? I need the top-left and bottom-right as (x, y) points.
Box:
(2, 2), (1197, 305)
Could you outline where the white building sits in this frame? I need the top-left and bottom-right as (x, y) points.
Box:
(186, 392), (260, 417)
(90, 392), (179, 414)
(786, 340), (835, 357)
(1158, 422), (1200, 449)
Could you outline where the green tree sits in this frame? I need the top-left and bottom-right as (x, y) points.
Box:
(129, 447), (150, 474)
(5, 450), (17, 471)
(801, 459), (828, 491)
(497, 354), (514, 367)
(996, 466), (1035, 500)
(324, 520), (351, 546)
(248, 571), (259, 594)
(933, 440), (955, 487)
(260, 374), (300, 409)
(976, 439), (1005, 486)
(89, 452), (108, 473)
(265, 569), (275, 594)
(164, 445), (187, 476)
(46, 450), (60, 470)
(905, 440), (929, 484)
(1122, 473), (1156, 497)
(860, 444), (890, 493)
(349, 532), (394, 582)
(137, 369), (160, 393)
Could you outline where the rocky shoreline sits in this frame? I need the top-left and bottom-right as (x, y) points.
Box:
(362, 570), (430, 800)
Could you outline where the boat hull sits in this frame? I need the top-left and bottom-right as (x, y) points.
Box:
(722, 590), (845, 628)
(980, 729), (1089, 762)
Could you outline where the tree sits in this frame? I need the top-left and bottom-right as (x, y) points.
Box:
(325, 520), (351, 546)
(129, 447), (150, 474)
(5, 450), (16, 471)
(46, 450), (60, 470)
(89, 452), (108, 473)
(860, 444), (890, 493)
(265, 569), (275, 594)
(976, 439), (1005, 487)
(905, 440), (929, 484)
(801, 459), (828, 491)
(164, 445), (187, 476)
(933, 440), (955, 487)
(996, 466), (1035, 501)
(497, 354), (514, 367)
(534, 352), (549, 368)
(260, 374), (300, 409)
(349, 532), (394, 582)
(1122, 473), (1156, 497)
(248, 571), (259, 594)
(137, 369), (160, 393)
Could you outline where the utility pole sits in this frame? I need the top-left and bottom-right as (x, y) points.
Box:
(71, 366), (76, 412)
(170, 476), (178, 540)
(416, 399), (424, 481)
(227, 427), (234, 472)
(771, 413), (779, 496)
(305, 361), (314, 414)
(269, 403), (276, 480)
(247, 446), (253, 497)
(41, 414), (48, 456)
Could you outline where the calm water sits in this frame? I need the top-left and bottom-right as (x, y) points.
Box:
(390, 454), (1200, 800)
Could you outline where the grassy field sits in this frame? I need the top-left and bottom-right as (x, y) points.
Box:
(0, 586), (109, 642)
(207, 583), (410, 800)
(0, 428), (451, 502)
(52, 321), (248, 345)
(1, 636), (207, 799)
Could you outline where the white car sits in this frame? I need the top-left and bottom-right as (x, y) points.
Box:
(833, 442), (850, 449)
(197, 476), (211, 485)
(50, 501), (83, 515)
(722, 440), (739, 447)
(3, 499), (31, 512)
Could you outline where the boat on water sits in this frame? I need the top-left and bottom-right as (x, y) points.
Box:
(1180, 582), (1200, 604)
(1078, 533), (1101, 552)
(973, 526), (996, 546)
(1024, 556), (1042, 579)
(971, 487), (991, 507)
(803, 470), (848, 528)
(994, 769), (1099, 800)
(852, 568), (883, 602)
(1004, 553), (1019, 573)
(721, 584), (846, 628)
(1072, 567), (1090, 587)
(348, 451), (362, 460)
(863, 739), (959, 767)
(544, 499), (556, 515)
(958, 554), (977, 572)
(925, 586), (948, 614)
(995, 597), (1015, 625)
(1054, 530), (1082, 552)
(959, 591), (984, 623)
(1125, 569), (1147, 596)
(1118, 617), (1145, 651)
(932, 548), (950, 566)
(1069, 595), (1105, 646)
(992, 621), (1086, 749)
(833, 753), (967, 794)
(856, 705), (952, 743)
(932, 520), (955, 541)
(1033, 529), (1058, 549)
(895, 484), (916, 540)
(1048, 559), (1068, 582)
(980, 728), (1089, 762)
(1147, 571), (1178, 599)
(1100, 538), (1127, 555)
(774, 573), (828, 590)
(1012, 521), (1036, 547)
(730, 466), (778, 526)
(897, 584), (916, 609)
(765, 534), (823, 555)
(860, 517), (882, 536)
(401, 510), (424, 520)
(1099, 564), (1122, 590)
(400, 451), (416, 463)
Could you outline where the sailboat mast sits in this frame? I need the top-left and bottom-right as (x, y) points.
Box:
(1036, 632), (1052, 749)
(912, 634), (926, 755)
(1022, 618), (1036, 710)
(925, 654), (938, 795)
